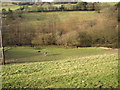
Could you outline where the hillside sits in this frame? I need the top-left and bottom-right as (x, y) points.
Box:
(2, 47), (118, 88)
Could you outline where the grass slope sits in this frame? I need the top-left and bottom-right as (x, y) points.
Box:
(5, 46), (112, 63)
(23, 11), (97, 23)
(2, 47), (118, 88)
(0, 2), (117, 12)
(0, 5), (20, 11)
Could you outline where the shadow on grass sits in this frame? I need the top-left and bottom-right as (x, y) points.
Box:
(5, 55), (62, 65)
(5, 54), (62, 64)
(4, 47), (61, 64)
(5, 51), (40, 60)
(47, 54), (60, 56)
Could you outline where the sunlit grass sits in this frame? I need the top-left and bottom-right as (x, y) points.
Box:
(2, 46), (118, 88)
(5, 46), (113, 63)
(0, 5), (20, 11)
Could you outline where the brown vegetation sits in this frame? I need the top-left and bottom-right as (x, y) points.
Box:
(2, 3), (118, 48)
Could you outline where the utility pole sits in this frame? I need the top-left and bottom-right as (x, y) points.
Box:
(0, 1), (5, 65)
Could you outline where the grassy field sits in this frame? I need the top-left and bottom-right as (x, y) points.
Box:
(0, 2), (117, 12)
(24, 11), (97, 21)
(0, 5), (20, 11)
(2, 46), (118, 88)
(4, 46), (114, 63)
(18, 11), (98, 27)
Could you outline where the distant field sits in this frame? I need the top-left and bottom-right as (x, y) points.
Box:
(102, 2), (117, 5)
(0, 5), (20, 11)
(5, 11), (98, 30)
(19, 11), (97, 26)
(4, 46), (114, 63)
(0, 2), (117, 11)
(53, 4), (76, 7)
(2, 46), (118, 88)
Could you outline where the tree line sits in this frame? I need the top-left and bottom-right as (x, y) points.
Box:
(2, 2), (100, 14)
(22, 2), (96, 12)
(2, 3), (119, 48)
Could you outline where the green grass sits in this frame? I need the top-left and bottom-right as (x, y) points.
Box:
(0, 2), (117, 12)
(19, 11), (97, 27)
(2, 46), (118, 88)
(4, 6), (99, 27)
(24, 11), (96, 20)
(0, 5), (20, 11)
(53, 4), (76, 7)
(102, 2), (117, 5)
(5, 46), (113, 63)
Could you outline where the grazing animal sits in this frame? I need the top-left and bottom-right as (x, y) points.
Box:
(44, 52), (48, 56)
(36, 51), (41, 53)
(76, 45), (85, 48)
(16, 44), (22, 46)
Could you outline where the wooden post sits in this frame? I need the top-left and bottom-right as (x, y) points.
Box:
(0, 1), (5, 65)
(1, 47), (5, 65)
